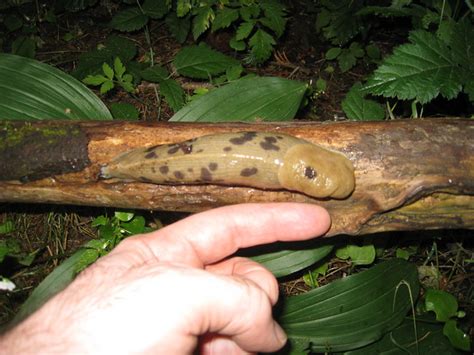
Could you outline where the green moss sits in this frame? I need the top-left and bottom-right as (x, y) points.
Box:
(0, 121), (81, 151)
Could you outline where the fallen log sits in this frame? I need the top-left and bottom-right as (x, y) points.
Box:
(0, 119), (472, 236)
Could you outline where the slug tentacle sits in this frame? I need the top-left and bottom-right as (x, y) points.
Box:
(100, 132), (355, 199)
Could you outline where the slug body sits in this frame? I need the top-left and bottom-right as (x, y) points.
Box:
(100, 132), (355, 199)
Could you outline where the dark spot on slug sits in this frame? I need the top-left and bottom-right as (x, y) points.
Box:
(229, 132), (257, 145)
(200, 167), (213, 182)
(145, 151), (157, 159)
(139, 176), (153, 183)
(151, 167), (156, 173)
(277, 136), (284, 140)
(304, 166), (317, 179)
(188, 168), (194, 173)
(196, 149), (204, 153)
(145, 145), (159, 152)
(159, 166), (169, 174)
(240, 167), (258, 177)
(167, 143), (193, 155)
(223, 146), (232, 152)
(260, 136), (280, 151)
(174, 171), (185, 179)
(209, 162), (218, 171)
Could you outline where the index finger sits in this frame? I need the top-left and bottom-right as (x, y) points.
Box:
(131, 203), (330, 267)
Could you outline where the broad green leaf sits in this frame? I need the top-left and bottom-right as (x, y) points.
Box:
(142, 0), (169, 19)
(280, 259), (420, 353)
(8, 246), (100, 328)
(225, 64), (243, 81)
(303, 262), (329, 288)
(250, 245), (333, 278)
(248, 29), (275, 63)
(212, 7), (239, 32)
(344, 315), (464, 354)
(443, 319), (471, 351)
(335, 244), (376, 265)
(235, 21), (255, 40)
(141, 65), (169, 82)
(363, 30), (464, 104)
(109, 7), (148, 32)
(170, 76), (306, 122)
(177, 0), (192, 17)
(365, 43), (381, 60)
(110, 102), (139, 120)
(342, 82), (385, 121)
(239, 4), (260, 21)
(160, 79), (185, 112)
(173, 45), (239, 79)
(0, 54), (112, 120)
(192, 6), (214, 40)
(425, 289), (458, 322)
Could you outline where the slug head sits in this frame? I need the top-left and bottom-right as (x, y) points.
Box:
(278, 144), (355, 199)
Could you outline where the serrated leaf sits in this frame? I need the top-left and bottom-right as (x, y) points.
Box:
(229, 37), (246, 51)
(113, 57), (126, 78)
(192, 6), (214, 40)
(320, 0), (364, 45)
(250, 244), (333, 278)
(259, 0), (287, 38)
(342, 82), (385, 121)
(110, 102), (139, 120)
(171, 76), (306, 122)
(105, 35), (137, 63)
(142, 0), (169, 19)
(337, 49), (357, 72)
(120, 80), (135, 93)
(235, 21), (255, 40)
(102, 62), (114, 80)
(280, 259), (420, 353)
(165, 12), (190, 43)
(141, 65), (169, 82)
(109, 7), (148, 32)
(83, 74), (108, 85)
(0, 54), (112, 120)
(177, 0), (191, 17)
(100, 80), (114, 94)
(248, 29), (275, 64)
(325, 47), (341, 60)
(122, 74), (133, 83)
(240, 4), (260, 21)
(173, 44), (239, 79)
(212, 7), (239, 32)
(363, 30), (464, 104)
(160, 78), (185, 112)
(226, 64), (243, 81)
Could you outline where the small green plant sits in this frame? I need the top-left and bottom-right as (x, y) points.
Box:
(109, 0), (288, 64)
(422, 289), (470, 351)
(83, 57), (135, 94)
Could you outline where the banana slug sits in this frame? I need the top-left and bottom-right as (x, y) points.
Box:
(100, 132), (355, 199)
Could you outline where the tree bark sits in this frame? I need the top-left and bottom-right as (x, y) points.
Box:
(0, 119), (472, 236)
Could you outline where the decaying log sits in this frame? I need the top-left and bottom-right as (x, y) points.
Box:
(0, 119), (472, 236)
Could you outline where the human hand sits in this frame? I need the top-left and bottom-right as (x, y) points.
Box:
(1, 203), (330, 354)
